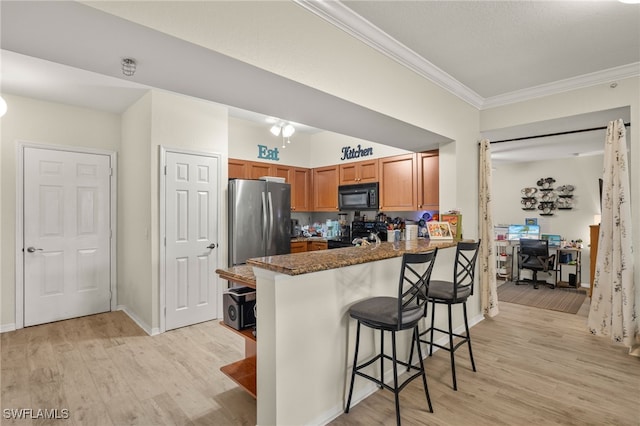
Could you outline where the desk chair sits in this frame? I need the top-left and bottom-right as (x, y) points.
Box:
(345, 249), (438, 426)
(516, 239), (556, 289)
(410, 240), (480, 391)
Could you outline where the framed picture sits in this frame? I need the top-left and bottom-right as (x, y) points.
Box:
(426, 221), (454, 240)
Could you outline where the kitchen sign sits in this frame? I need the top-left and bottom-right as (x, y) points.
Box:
(340, 144), (373, 161)
(257, 144), (280, 161)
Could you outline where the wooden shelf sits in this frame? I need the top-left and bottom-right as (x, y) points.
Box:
(220, 356), (256, 398)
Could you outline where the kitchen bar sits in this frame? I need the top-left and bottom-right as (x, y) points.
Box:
(217, 238), (476, 425)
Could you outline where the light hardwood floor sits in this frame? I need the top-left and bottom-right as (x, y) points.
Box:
(2, 300), (639, 426)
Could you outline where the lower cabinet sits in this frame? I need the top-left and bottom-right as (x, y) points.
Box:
(290, 240), (328, 253)
(290, 241), (307, 253)
(308, 241), (328, 251)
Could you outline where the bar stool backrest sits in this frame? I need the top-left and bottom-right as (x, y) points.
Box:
(397, 249), (438, 329)
(452, 240), (481, 302)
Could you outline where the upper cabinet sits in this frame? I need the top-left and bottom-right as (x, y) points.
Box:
(229, 151), (438, 213)
(417, 151), (439, 210)
(312, 165), (339, 212)
(291, 167), (311, 211)
(248, 162), (272, 180)
(228, 158), (248, 180)
(339, 159), (378, 185)
(228, 159), (311, 211)
(378, 154), (418, 211)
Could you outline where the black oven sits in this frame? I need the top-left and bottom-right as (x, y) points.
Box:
(338, 182), (379, 210)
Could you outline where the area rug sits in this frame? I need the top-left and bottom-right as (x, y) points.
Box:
(497, 281), (587, 314)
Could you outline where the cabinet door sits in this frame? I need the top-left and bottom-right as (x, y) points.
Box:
(272, 165), (292, 182)
(290, 241), (307, 253)
(228, 158), (248, 179)
(248, 161), (272, 179)
(339, 159), (378, 185)
(312, 166), (339, 211)
(291, 167), (311, 211)
(417, 151), (439, 209)
(378, 154), (417, 211)
(357, 159), (378, 183)
(339, 163), (359, 185)
(308, 241), (328, 251)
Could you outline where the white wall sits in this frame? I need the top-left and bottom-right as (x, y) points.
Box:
(1, 94), (121, 328)
(148, 90), (229, 331)
(493, 154), (603, 285)
(119, 92), (153, 330)
(229, 116), (411, 169)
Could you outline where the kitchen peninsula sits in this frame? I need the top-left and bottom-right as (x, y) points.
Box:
(216, 238), (469, 425)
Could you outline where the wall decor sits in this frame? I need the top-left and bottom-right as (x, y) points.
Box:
(340, 144), (373, 160)
(520, 179), (575, 215)
(536, 177), (556, 216)
(257, 144), (280, 161)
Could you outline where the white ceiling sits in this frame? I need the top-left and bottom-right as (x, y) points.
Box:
(2, 1), (638, 162)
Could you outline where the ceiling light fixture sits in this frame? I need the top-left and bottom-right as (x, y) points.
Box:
(269, 121), (296, 149)
(270, 124), (282, 136)
(121, 58), (136, 76)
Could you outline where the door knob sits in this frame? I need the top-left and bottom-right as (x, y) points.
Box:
(207, 243), (217, 249)
(26, 247), (43, 253)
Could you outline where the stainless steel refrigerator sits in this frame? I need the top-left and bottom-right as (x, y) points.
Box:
(228, 179), (291, 265)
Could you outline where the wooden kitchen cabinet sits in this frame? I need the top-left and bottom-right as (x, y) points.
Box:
(290, 241), (307, 253)
(291, 167), (311, 211)
(312, 165), (339, 211)
(339, 159), (378, 185)
(228, 158), (249, 179)
(378, 153), (418, 211)
(248, 162), (273, 180)
(308, 241), (328, 251)
(417, 151), (439, 210)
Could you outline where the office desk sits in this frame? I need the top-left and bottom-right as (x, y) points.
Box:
(509, 242), (582, 288)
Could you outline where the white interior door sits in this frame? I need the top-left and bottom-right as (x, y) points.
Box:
(23, 147), (112, 327)
(165, 151), (219, 331)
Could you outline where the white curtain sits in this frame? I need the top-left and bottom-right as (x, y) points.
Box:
(479, 139), (499, 317)
(588, 119), (638, 355)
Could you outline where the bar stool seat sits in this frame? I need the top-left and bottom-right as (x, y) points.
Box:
(345, 250), (438, 426)
(412, 240), (481, 391)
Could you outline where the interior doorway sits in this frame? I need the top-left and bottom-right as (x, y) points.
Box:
(17, 143), (117, 328)
(161, 148), (221, 331)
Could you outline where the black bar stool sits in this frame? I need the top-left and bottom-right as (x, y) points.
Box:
(345, 249), (438, 426)
(412, 240), (480, 391)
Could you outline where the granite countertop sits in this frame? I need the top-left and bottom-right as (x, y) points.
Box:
(290, 236), (328, 243)
(215, 264), (256, 288)
(246, 238), (460, 276)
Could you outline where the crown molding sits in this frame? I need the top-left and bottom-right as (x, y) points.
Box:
(482, 62), (640, 109)
(295, 0), (484, 109)
(296, 1), (640, 112)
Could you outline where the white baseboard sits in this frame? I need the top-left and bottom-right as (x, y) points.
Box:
(116, 305), (160, 336)
(0, 323), (16, 333)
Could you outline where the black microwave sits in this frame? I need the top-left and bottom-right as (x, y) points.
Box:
(338, 182), (379, 210)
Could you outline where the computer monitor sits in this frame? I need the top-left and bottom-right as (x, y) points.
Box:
(507, 224), (540, 240)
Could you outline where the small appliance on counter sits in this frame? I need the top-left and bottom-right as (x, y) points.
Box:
(291, 218), (300, 237)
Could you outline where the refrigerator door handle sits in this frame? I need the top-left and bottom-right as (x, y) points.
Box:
(261, 191), (268, 247)
(268, 191), (274, 245)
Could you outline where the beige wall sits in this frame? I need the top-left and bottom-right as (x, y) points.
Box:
(0, 94), (121, 328)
